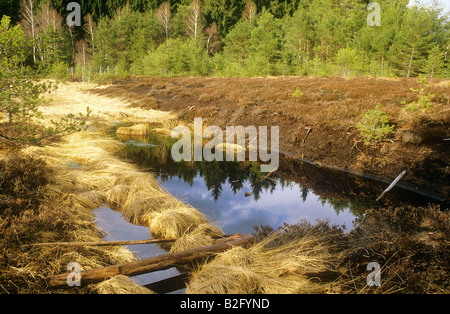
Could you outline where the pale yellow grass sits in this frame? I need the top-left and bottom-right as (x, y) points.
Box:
(38, 81), (175, 128)
(116, 123), (150, 136)
(22, 131), (201, 225)
(433, 80), (450, 88)
(94, 275), (156, 294)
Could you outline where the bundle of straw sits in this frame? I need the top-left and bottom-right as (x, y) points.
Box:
(186, 230), (342, 294)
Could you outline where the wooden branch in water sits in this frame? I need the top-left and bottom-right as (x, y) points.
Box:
(376, 170), (407, 201)
(255, 169), (277, 185)
(49, 234), (254, 289)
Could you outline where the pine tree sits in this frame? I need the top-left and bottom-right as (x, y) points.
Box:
(35, 1), (69, 70)
(0, 16), (27, 71)
(336, 46), (362, 77)
(0, 16), (48, 124)
(389, 5), (440, 77)
(283, 5), (312, 73)
(354, 0), (408, 76)
(422, 45), (445, 78)
(203, 0), (246, 39)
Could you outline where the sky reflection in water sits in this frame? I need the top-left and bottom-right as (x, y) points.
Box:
(158, 172), (356, 235)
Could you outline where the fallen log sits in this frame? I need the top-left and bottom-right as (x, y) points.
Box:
(49, 234), (254, 289)
(26, 238), (177, 248)
(26, 235), (234, 248)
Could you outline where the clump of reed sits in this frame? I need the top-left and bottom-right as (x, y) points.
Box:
(169, 223), (224, 253)
(144, 207), (210, 239)
(186, 225), (344, 294)
(0, 180), (135, 293)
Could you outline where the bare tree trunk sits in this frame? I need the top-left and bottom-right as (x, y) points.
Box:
(83, 13), (96, 54)
(186, 0), (203, 40)
(242, 0), (256, 21)
(205, 23), (218, 54)
(20, 0), (38, 63)
(407, 47), (415, 78)
(7, 109), (12, 124)
(67, 26), (75, 62)
(156, 2), (172, 41)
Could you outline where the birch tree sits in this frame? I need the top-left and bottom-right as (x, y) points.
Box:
(205, 23), (220, 54)
(185, 0), (203, 40)
(19, 0), (38, 63)
(83, 13), (96, 54)
(242, 0), (257, 22)
(156, 2), (172, 41)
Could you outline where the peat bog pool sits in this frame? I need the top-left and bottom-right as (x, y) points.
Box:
(94, 131), (446, 292)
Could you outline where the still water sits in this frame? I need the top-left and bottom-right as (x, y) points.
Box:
(159, 172), (356, 234)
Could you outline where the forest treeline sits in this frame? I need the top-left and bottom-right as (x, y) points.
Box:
(1, 0), (449, 79)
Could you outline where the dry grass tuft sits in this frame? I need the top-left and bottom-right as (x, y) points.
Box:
(186, 228), (342, 294)
(116, 123), (150, 136)
(144, 207), (210, 239)
(94, 275), (156, 294)
(169, 223), (224, 253)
